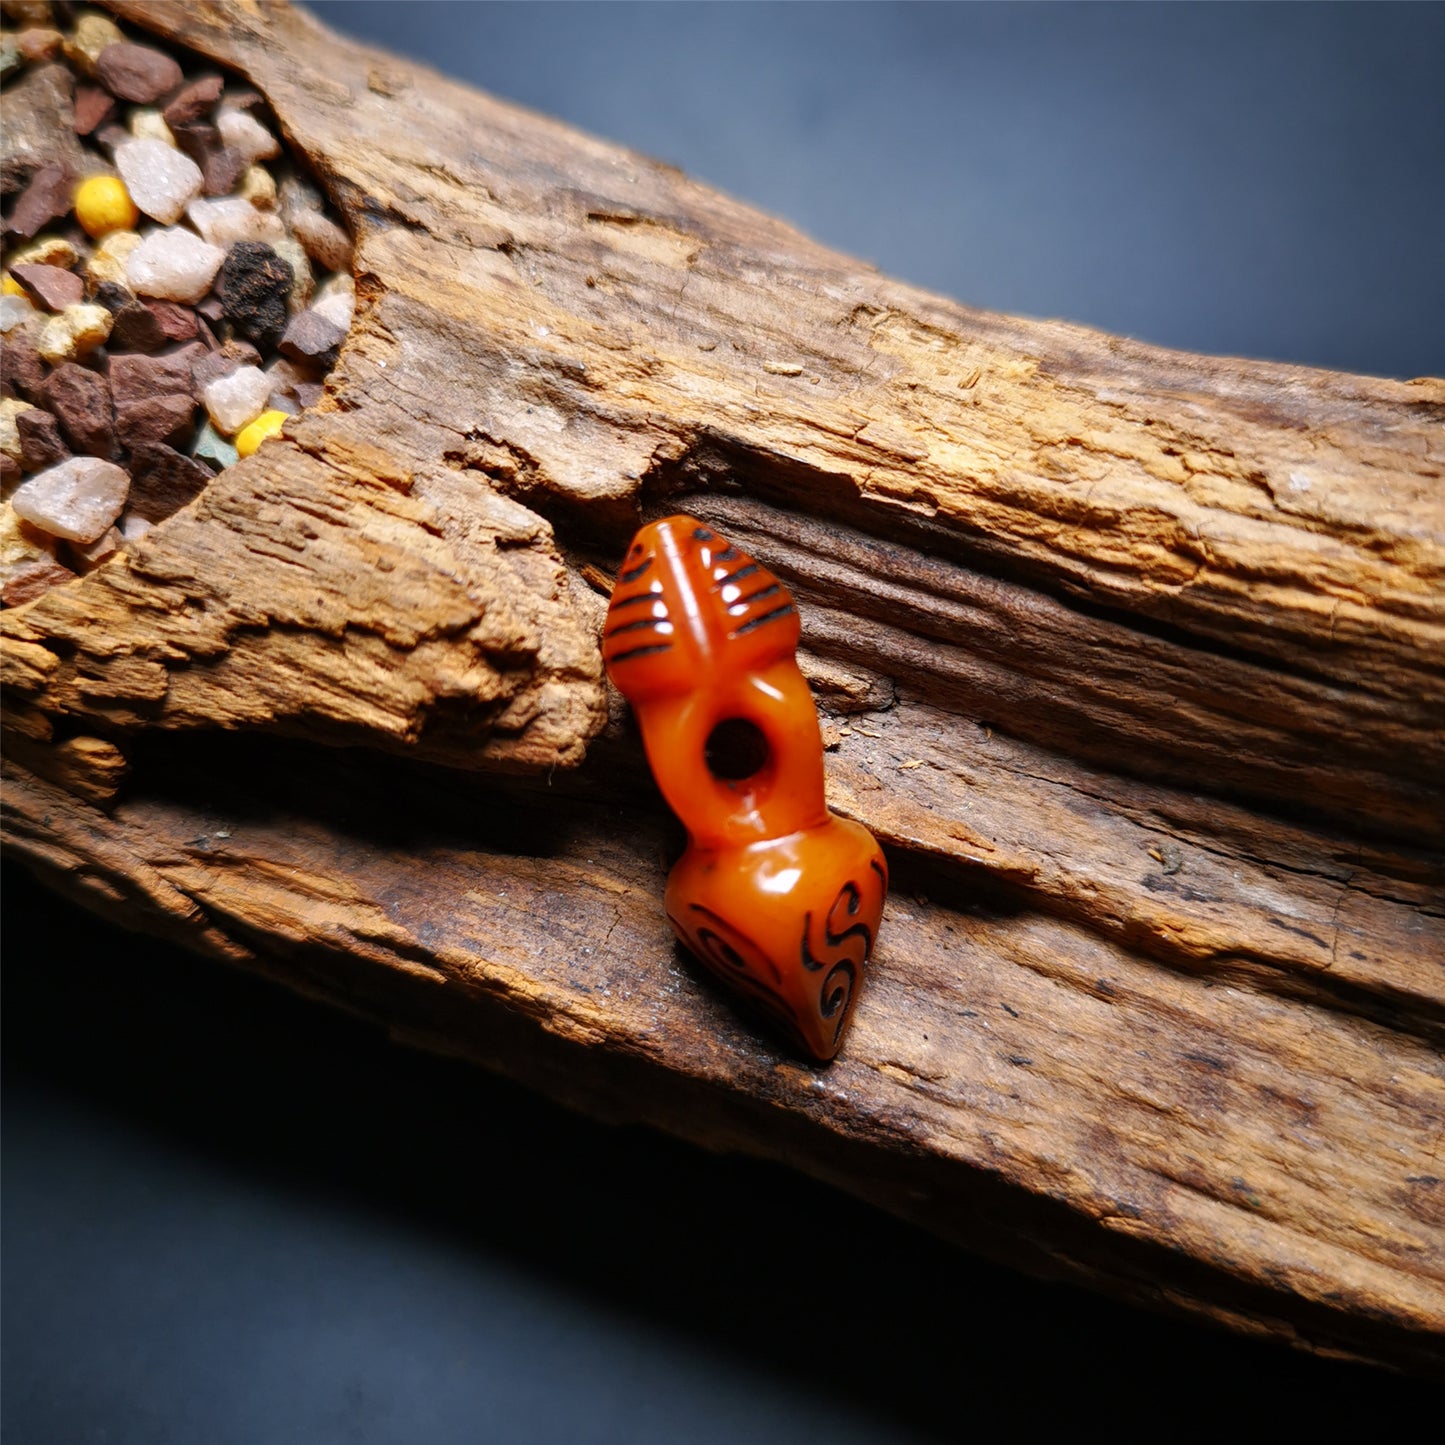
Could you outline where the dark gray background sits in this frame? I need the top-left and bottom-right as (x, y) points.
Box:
(5, 4), (1444, 1443)
(310, 0), (1444, 379)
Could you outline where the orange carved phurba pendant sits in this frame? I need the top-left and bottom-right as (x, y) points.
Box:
(603, 515), (888, 1061)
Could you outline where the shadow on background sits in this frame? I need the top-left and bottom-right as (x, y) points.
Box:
(308, 0), (1445, 380)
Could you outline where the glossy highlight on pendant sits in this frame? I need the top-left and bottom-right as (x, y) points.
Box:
(604, 514), (888, 1061)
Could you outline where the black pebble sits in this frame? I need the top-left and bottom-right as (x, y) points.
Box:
(216, 241), (293, 350)
(93, 280), (134, 314)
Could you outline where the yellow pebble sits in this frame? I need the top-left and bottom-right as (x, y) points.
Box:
(64, 11), (124, 76)
(128, 107), (177, 147)
(74, 175), (139, 239)
(37, 303), (112, 364)
(84, 229), (140, 290)
(235, 410), (289, 458)
(239, 164), (278, 211)
(2, 274), (25, 297)
(9, 234), (78, 270)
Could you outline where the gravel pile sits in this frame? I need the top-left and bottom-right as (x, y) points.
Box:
(1, 1), (354, 607)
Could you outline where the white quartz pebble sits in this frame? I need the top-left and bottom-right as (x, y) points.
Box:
(217, 108), (280, 164)
(310, 287), (354, 330)
(315, 271), (355, 302)
(126, 228), (225, 304)
(202, 365), (273, 435)
(10, 458), (130, 544)
(115, 138), (203, 225)
(289, 207), (352, 273)
(186, 196), (285, 249)
(0, 293), (38, 333)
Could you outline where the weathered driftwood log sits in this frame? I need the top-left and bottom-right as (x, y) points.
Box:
(3, 0), (1442, 1374)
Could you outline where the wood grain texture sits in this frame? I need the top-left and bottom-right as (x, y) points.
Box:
(2, 0), (1441, 1374)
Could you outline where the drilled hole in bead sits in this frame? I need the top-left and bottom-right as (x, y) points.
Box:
(705, 718), (769, 782)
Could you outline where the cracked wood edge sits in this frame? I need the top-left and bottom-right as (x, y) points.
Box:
(3, 752), (1442, 1375)
(569, 501), (1445, 1047)
(1, 417), (603, 768)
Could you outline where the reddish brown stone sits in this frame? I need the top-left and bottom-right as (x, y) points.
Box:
(201, 145), (247, 197)
(108, 300), (168, 353)
(2, 556), (76, 607)
(68, 525), (122, 572)
(162, 74), (223, 127)
(1, 330), (47, 403)
(93, 281), (133, 314)
(5, 165), (76, 240)
(171, 119), (219, 167)
(17, 407), (71, 470)
(293, 382), (325, 409)
(106, 290), (199, 356)
(16, 27), (64, 64)
(279, 308), (346, 369)
(1, 452), (20, 492)
(173, 339), (211, 370)
(108, 349), (200, 408)
(95, 43), (183, 105)
(72, 83), (116, 137)
(116, 393), (196, 451)
(196, 295), (226, 324)
(145, 300), (198, 344)
(263, 356), (321, 401)
(1, 63), (81, 197)
(12, 262), (83, 311)
(43, 362), (115, 458)
(127, 442), (214, 522)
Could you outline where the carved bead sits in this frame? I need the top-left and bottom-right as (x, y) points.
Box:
(604, 514), (888, 1061)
